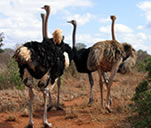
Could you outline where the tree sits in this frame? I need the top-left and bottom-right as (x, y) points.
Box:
(0, 33), (4, 53)
(75, 43), (86, 50)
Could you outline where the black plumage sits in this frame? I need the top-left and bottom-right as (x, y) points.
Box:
(68, 20), (108, 104)
(14, 38), (66, 85)
(73, 47), (91, 73)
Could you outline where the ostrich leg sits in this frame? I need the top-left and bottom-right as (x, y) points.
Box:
(88, 73), (94, 104)
(47, 91), (53, 111)
(97, 67), (104, 108)
(102, 72), (112, 105)
(106, 58), (122, 112)
(56, 77), (63, 110)
(102, 72), (108, 84)
(23, 69), (34, 128)
(42, 87), (52, 128)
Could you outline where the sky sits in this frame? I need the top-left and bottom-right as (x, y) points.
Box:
(0, 0), (151, 54)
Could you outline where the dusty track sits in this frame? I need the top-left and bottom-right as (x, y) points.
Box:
(0, 72), (144, 128)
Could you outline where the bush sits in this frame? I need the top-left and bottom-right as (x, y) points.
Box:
(132, 57), (151, 128)
(0, 58), (24, 90)
(7, 59), (24, 90)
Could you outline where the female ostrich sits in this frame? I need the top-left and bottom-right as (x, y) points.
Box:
(87, 15), (136, 112)
(41, 5), (73, 111)
(110, 16), (137, 74)
(13, 7), (69, 128)
(67, 20), (108, 104)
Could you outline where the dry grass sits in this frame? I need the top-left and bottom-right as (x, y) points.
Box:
(0, 69), (145, 128)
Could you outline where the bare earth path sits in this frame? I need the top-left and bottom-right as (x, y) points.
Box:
(0, 72), (144, 128)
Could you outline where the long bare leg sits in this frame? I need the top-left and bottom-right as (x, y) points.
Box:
(25, 87), (34, 128)
(102, 72), (112, 105)
(47, 91), (53, 111)
(56, 77), (63, 110)
(47, 78), (58, 111)
(97, 67), (104, 108)
(106, 59), (122, 112)
(23, 69), (34, 128)
(102, 72), (108, 84)
(42, 87), (52, 128)
(88, 73), (94, 104)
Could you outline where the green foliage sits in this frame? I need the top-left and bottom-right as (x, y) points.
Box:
(0, 58), (24, 90)
(136, 50), (150, 72)
(132, 57), (151, 128)
(0, 74), (5, 89)
(7, 59), (24, 90)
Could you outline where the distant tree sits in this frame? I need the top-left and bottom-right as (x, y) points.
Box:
(75, 43), (86, 50)
(136, 49), (151, 72)
(0, 33), (4, 53)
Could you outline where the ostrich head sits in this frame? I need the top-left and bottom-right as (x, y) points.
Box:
(67, 20), (77, 26)
(110, 15), (116, 21)
(41, 5), (50, 14)
(53, 29), (63, 45)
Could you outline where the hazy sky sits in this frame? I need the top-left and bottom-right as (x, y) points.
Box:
(0, 0), (151, 54)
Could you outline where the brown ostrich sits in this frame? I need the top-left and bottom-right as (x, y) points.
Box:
(87, 15), (131, 112)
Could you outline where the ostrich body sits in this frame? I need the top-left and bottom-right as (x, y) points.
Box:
(41, 5), (73, 111)
(87, 16), (136, 112)
(13, 6), (68, 128)
(68, 20), (108, 104)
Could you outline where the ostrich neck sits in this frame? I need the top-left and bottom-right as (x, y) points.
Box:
(112, 20), (115, 40)
(41, 15), (45, 39)
(72, 24), (76, 48)
(45, 10), (50, 38)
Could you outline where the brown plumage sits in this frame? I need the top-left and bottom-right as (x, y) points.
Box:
(87, 15), (126, 112)
(118, 43), (137, 74)
(88, 40), (125, 72)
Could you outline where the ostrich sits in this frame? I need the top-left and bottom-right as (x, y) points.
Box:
(67, 20), (108, 104)
(87, 15), (136, 112)
(41, 5), (73, 111)
(110, 16), (137, 74)
(13, 7), (69, 128)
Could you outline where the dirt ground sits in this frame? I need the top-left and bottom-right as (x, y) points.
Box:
(0, 72), (144, 128)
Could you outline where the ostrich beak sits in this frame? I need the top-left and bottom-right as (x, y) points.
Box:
(41, 6), (44, 9)
(67, 21), (72, 23)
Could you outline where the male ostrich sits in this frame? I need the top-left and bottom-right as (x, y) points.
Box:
(87, 15), (136, 112)
(67, 20), (108, 104)
(41, 5), (73, 111)
(13, 7), (69, 128)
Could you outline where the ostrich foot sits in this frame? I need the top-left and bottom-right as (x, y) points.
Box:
(25, 123), (34, 128)
(44, 122), (52, 128)
(88, 98), (94, 104)
(56, 105), (63, 111)
(105, 105), (112, 113)
(47, 104), (53, 111)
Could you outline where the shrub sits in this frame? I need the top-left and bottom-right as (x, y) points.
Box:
(0, 58), (24, 90)
(7, 59), (23, 89)
(132, 57), (151, 128)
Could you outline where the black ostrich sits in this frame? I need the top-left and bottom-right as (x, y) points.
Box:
(41, 5), (74, 111)
(41, 5), (73, 110)
(67, 20), (108, 104)
(13, 6), (69, 128)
